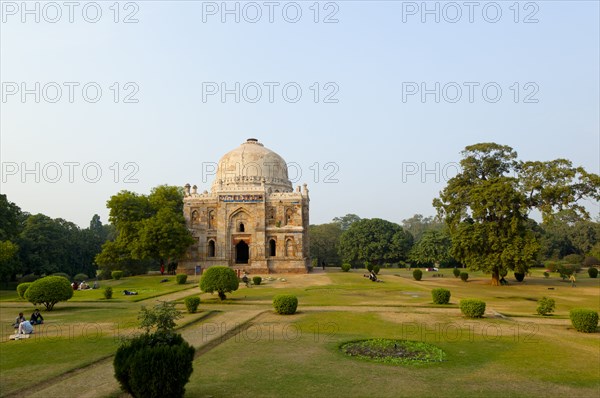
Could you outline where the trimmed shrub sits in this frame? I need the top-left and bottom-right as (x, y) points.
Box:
(341, 263), (351, 272)
(52, 272), (71, 281)
(104, 287), (113, 299)
(73, 273), (89, 282)
(24, 276), (73, 311)
(499, 268), (508, 277)
(19, 274), (39, 283)
(545, 261), (559, 272)
(413, 269), (422, 281)
(366, 263), (374, 272)
(558, 264), (580, 280)
(460, 299), (486, 318)
(460, 272), (469, 282)
(453, 268), (461, 278)
(543, 271), (550, 278)
(588, 267), (598, 278)
(176, 274), (188, 285)
(273, 294), (298, 315)
(200, 266), (239, 300)
(252, 276), (262, 286)
(536, 297), (555, 316)
(16, 282), (32, 299)
(431, 288), (451, 304)
(563, 254), (584, 265)
(114, 332), (195, 398)
(514, 272), (525, 282)
(112, 271), (124, 280)
(569, 309), (599, 333)
(184, 296), (200, 313)
(373, 265), (380, 275)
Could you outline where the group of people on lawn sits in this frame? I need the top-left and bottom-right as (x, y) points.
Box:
(12, 309), (43, 336)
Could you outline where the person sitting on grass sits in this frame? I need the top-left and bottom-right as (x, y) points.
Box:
(123, 290), (138, 295)
(30, 309), (44, 325)
(17, 320), (34, 335)
(12, 312), (26, 328)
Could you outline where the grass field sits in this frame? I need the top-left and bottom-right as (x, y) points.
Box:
(0, 269), (598, 397)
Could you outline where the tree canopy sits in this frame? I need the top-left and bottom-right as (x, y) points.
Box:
(434, 143), (600, 285)
(339, 218), (413, 266)
(309, 222), (343, 265)
(409, 230), (452, 266)
(96, 185), (194, 275)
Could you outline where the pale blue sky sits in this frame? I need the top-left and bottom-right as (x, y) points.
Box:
(1, 1), (599, 227)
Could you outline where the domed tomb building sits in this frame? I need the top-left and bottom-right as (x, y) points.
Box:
(180, 139), (310, 273)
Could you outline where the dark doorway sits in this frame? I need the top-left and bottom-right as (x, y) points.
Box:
(269, 239), (276, 257)
(208, 240), (215, 257)
(235, 240), (249, 264)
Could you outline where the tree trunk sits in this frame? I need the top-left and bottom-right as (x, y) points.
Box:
(491, 270), (500, 286)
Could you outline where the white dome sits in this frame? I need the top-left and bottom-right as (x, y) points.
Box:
(211, 139), (293, 192)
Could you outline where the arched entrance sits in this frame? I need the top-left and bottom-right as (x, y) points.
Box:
(235, 240), (249, 264)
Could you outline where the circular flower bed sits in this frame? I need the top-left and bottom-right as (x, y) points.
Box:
(340, 339), (445, 365)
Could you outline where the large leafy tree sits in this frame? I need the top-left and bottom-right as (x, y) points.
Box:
(332, 214), (361, 231)
(309, 222), (343, 265)
(409, 230), (452, 266)
(339, 218), (413, 266)
(16, 214), (101, 278)
(96, 185), (194, 274)
(434, 143), (599, 285)
(0, 195), (23, 281)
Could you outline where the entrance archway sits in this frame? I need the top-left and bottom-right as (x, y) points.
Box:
(235, 240), (249, 264)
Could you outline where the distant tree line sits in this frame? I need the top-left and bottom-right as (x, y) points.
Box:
(0, 185), (193, 282)
(0, 194), (112, 282)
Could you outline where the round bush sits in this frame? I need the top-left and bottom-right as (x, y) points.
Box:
(112, 270), (124, 280)
(413, 269), (422, 281)
(73, 273), (89, 282)
(200, 266), (239, 300)
(176, 274), (188, 285)
(460, 272), (469, 282)
(569, 309), (599, 333)
(252, 276), (262, 286)
(514, 272), (525, 282)
(184, 296), (200, 313)
(588, 267), (598, 278)
(373, 265), (380, 275)
(341, 263), (351, 272)
(453, 268), (461, 278)
(460, 299), (486, 318)
(114, 332), (195, 398)
(16, 282), (32, 299)
(24, 276), (73, 311)
(273, 294), (298, 315)
(19, 274), (39, 283)
(500, 269), (508, 277)
(52, 272), (71, 281)
(536, 297), (555, 316)
(543, 271), (550, 278)
(431, 288), (451, 304)
(366, 263), (374, 272)
(104, 287), (113, 300)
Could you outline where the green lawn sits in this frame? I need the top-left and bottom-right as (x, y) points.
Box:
(1, 270), (598, 397)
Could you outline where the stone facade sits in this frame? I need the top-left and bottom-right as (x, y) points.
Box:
(179, 139), (310, 274)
